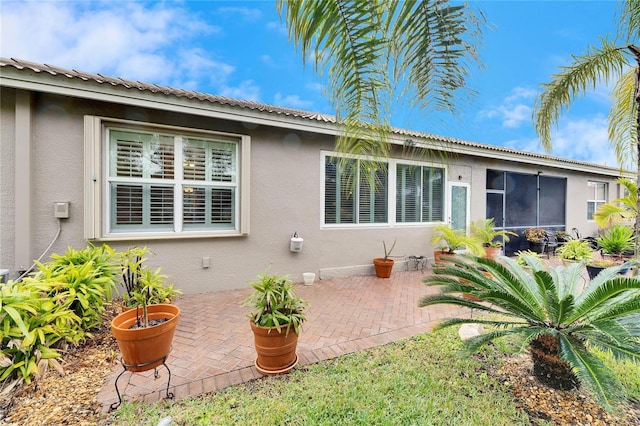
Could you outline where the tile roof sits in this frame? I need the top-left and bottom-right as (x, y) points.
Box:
(0, 57), (624, 173)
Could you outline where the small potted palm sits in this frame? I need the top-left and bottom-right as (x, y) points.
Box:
(244, 272), (308, 375)
(110, 247), (181, 373)
(587, 224), (634, 279)
(470, 218), (517, 260)
(431, 224), (483, 264)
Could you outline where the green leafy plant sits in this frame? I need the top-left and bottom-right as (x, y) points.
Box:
(514, 250), (542, 266)
(419, 254), (640, 410)
(470, 218), (517, 248)
(0, 281), (82, 385)
(120, 247), (182, 328)
(25, 244), (119, 330)
(555, 239), (594, 262)
(596, 224), (635, 257)
(431, 224), (482, 255)
(243, 272), (308, 335)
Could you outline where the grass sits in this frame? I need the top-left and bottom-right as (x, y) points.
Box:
(108, 328), (531, 426)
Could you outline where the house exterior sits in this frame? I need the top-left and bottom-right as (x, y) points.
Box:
(0, 57), (630, 293)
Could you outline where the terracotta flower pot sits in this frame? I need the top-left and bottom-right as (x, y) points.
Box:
(483, 246), (501, 260)
(373, 258), (394, 278)
(433, 251), (456, 265)
(250, 321), (299, 375)
(111, 304), (180, 372)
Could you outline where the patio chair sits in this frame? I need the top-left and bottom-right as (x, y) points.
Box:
(542, 231), (559, 258)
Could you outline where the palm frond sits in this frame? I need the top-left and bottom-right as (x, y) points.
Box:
(608, 68), (638, 169)
(277, 0), (483, 157)
(389, 0), (484, 112)
(418, 293), (503, 315)
(464, 326), (550, 353)
(534, 39), (628, 151)
(571, 276), (640, 322)
(619, 0), (640, 42)
(558, 334), (624, 409)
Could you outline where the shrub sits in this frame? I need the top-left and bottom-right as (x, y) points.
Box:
(25, 244), (119, 330)
(0, 281), (82, 384)
(420, 255), (640, 410)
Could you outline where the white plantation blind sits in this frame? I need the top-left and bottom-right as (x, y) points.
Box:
(396, 164), (444, 223)
(108, 128), (238, 233)
(324, 156), (387, 224)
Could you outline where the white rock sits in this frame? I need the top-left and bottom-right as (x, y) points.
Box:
(458, 323), (484, 341)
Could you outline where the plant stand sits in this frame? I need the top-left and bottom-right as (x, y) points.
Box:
(110, 354), (174, 410)
(405, 255), (428, 272)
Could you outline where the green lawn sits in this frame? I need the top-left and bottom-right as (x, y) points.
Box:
(107, 325), (639, 426)
(108, 328), (531, 425)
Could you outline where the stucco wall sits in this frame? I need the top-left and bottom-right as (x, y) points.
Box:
(0, 87), (625, 293)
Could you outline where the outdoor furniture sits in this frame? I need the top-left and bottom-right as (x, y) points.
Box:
(542, 232), (559, 258)
(405, 255), (428, 272)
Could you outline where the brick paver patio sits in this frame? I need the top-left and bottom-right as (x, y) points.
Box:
(98, 269), (470, 411)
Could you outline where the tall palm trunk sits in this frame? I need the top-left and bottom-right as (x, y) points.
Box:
(529, 334), (579, 390)
(630, 45), (640, 266)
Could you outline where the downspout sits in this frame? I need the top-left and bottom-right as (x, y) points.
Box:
(14, 90), (32, 277)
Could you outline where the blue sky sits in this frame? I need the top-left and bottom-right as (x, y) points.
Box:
(0, 0), (626, 167)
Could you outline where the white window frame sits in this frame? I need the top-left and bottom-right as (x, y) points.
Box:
(84, 116), (250, 240)
(321, 152), (390, 227)
(321, 151), (446, 228)
(587, 181), (607, 221)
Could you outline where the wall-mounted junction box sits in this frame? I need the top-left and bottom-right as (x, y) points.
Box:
(54, 202), (70, 219)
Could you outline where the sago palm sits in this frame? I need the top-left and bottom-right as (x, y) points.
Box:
(419, 254), (640, 410)
(276, 0), (484, 158)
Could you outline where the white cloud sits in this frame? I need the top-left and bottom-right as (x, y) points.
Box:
(220, 80), (261, 101)
(0, 1), (228, 89)
(479, 86), (536, 128)
(274, 93), (313, 109)
(266, 20), (287, 35)
(216, 6), (262, 21)
(505, 115), (620, 167)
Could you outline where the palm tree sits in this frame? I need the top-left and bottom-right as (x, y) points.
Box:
(533, 1), (640, 250)
(276, 0), (484, 158)
(593, 177), (638, 228)
(420, 254), (640, 410)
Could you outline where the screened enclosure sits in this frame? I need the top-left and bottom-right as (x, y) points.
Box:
(486, 170), (566, 254)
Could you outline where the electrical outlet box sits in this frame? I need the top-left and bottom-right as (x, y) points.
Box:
(54, 202), (70, 219)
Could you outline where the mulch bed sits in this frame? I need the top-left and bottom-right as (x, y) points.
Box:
(483, 352), (640, 425)
(0, 315), (638, 425)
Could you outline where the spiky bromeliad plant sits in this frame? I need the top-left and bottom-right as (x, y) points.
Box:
(420, 254), (640, 410)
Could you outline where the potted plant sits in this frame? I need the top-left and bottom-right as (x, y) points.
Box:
(243, 272), (308, 375)
(554, 230), (572, 247)
(110, 247), (181, 373)
(524, 228), (547, 253)
(470, 218), (517, 260)
(585, 259), (630, 280)
(515, 250), (543, 268)
(555, 239), (594, 265)
(373, 239), (398, 278)
(595, 224), (634, 260)
(431, 224), (482, 264)
(120, 247), (182, 312)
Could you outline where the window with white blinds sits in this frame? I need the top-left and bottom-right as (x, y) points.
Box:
(396, 164), (444, 223)
(322, 153), (445, 227)
(324, 156), (388, 224)
(107, 128), (239, 234)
